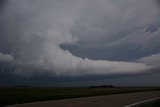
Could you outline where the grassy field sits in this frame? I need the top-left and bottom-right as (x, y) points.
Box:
(0, 87), (160, 107)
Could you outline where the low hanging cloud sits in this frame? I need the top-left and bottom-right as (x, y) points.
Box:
(0, 52), (14, 62)
(37, 44), (149, 76)
(138, 53), (160, 68)
(0, 0), (159, 77)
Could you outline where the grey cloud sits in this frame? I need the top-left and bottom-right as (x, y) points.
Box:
(62, 0), (160, 61)
(62, 27), (160, 61)
(71, 0), (160, 46)
(0, 0), (159, 77)
(0, 0), (6, 8)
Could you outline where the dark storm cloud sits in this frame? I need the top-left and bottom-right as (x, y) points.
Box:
(62, 27), (160, 61)
(0, 0), (6, 7)
(154, 0), (160, 5)
(0, 0), (159, 79)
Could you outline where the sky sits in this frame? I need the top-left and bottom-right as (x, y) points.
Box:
(0, 0), (160, 87)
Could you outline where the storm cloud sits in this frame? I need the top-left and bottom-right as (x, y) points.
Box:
(139, 53), (160, 69)
(0, 52), (14, 62)
(0, 0), (160, 77)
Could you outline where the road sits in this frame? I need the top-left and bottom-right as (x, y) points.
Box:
(9, 91), (160, 107)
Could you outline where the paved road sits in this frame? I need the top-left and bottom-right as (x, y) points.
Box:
(9, 91), (160, 107)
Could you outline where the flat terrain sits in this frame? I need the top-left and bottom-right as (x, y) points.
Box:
(1, 87), (160, 107)
(9, 91), (160, 107)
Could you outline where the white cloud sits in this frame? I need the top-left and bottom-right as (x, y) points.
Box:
(0, 52), (14, 62)
(138, 53), (160, 68)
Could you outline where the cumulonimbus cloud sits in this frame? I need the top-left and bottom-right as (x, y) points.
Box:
(0, 0), (159, 77)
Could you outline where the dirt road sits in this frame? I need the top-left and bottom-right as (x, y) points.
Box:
(9, 91), (160, 107)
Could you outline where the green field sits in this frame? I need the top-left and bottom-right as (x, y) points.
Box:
(0, 87), (160, 107)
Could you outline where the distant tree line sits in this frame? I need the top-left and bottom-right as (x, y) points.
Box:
(90, 85), (115, 88)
